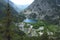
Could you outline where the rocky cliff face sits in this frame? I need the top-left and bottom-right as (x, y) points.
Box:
(21, 0), (60, 24)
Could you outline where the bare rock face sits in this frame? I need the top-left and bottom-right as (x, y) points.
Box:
(21, 0), (60, 24)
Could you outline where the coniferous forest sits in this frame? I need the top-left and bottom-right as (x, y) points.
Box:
(0, 0), (60, 40)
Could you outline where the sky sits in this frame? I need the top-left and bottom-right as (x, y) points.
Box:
(10, 0), (34, 12)
(10, 0), (34, 5)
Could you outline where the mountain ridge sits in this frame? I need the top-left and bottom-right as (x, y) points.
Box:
(21, 0), (60, 24)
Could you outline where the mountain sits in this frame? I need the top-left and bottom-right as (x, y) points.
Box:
(0, 0), (26, 22)
(0, 0), (18, 15)
(9, 1), (30, 13)
(21, 0), (60, 24)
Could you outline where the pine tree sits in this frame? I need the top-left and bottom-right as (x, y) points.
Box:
(4, 0), (12, 40)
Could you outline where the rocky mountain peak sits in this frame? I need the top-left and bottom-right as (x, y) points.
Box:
(21, 0), (60, 24)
